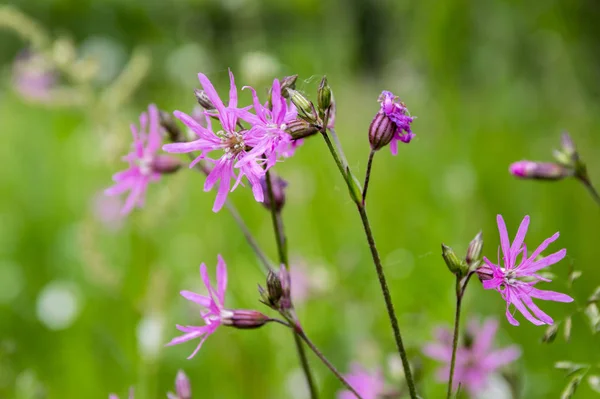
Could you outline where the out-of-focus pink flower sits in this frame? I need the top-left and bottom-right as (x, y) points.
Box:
(162, 70), (265, 212)
(167, 370), (191, 399)
(91, 191), (124, 231)
(369, 91), (414, 155)
(105, 104), (177, 215)
(337, 363), (385, 399)
(482, 215), (573, 326)
(108, 388), (134, 399)
(423, 317), (521, 396)
(237, 78), (298, 168)
(12, 50), (56, 102)
(509, 161), (571, 180)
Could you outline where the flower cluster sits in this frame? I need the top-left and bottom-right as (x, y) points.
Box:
(162, 71), (298, 212)
(369, 90), (415, 154)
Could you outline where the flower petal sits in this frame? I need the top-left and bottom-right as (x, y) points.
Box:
(180, 290), (212, 307)
(519, 249), (566, 275)
(216, 254), (227, 306)
(482, 346), (521, 370)
(496, 215), (511, 268)
(526, 287), (574, 303)
(510, 215), (529, 266)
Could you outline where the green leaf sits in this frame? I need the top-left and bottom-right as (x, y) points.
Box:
(561, 373), (586, 399)
(555, 361), (589, 377)
(589, 286), (600, 303)
(584, 304), (600, 333)
(568, 270), (583, 288)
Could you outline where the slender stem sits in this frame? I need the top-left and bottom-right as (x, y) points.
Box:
(189, 157), (273, 273)
(580, 178), (600, 207)
(447, 277), (462, 399)
(357, 206), (418, 399)
(362, 150), (375, 206)
(265, 170), (288, 266)
(296, 329), (364, 399)
(265, 170), (318, 399)
(321, 131), (418, 399)
(328, 127), (350, 172)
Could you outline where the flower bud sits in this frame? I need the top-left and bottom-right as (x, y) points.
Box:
(369, 111), (396, 151)
(175, 370), (191, 399)
(194, 88), (215, 110)
(151, 155), (181, 174)
(280, 75), (298, 98)
(286, 119), (319, 140)
(476, 263), (494, 282)
(159, 111), (184, 142)
(317, 76), (332, 113)
(288, 89), (320, 125)
(260, 174), (287, 212)
(266, 268), (283, 307)
(220, 309), (270, 329)
(442, 244), (467, 276)
(465, 231), (483, 267)
(541, 323), (560, 343)
(509, 161), (571, 180)
(561, 132), (576, 157)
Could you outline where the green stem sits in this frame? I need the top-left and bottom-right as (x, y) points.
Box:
(321, 131), (418, 399)
(362, 150), (375, 206)
(265, 170), (318, 399)
(580, 178), (600, 207)
(447, 277), (462, 399)
(296, 328), (364, 399)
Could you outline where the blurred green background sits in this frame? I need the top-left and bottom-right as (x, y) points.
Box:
(1, 0), (600, 398)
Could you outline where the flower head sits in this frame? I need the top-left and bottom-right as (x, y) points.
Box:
(369, 91), (414, 154)
(162, 70), (266, 212)
(167, 255), (269, 358)
(482, 215), (573, 326)
(237, 78), (299, 168)
(105, 104), (177, 215)
(166, 255), (229, 359)
(337, 363), (385, 399)
(423, 317), (521, 396)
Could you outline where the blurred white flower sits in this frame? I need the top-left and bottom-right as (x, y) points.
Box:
(240, 51), (280, 85)
(36, 281), (81, 330)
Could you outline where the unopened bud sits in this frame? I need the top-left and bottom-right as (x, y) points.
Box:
(151, 155), (181, 174)
(288, 89), (320, 125)
(509, 161), (572, 180)
(280, 75), (298, 98)
(442, 244), (467, 276)
(541, 323), (559, 343)
(326, 96), (336, 128)
(175, 370), (191, 399)
(159, 111), (184, 142)
(561, 132), (576, 157)
(194, 88), (215, 110)
(476, 263), (494, 282)
(286, 119), (319, 140)
(369, 111), (396, 151)
(260, 174), (287, 212)
(221, 309), (270, 329)
(465, 231), (483, 267)
(317, 76), (332, 113)
(266, 269), (283, 307)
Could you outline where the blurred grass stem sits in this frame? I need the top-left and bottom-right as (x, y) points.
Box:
(321, 130), (418, 399)
(266, 169), (319, 399)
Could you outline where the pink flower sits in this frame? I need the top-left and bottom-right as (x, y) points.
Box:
(12, 50), (56, 102)
(237, 78), (299, 168)
(337, 363), (385, 399)
(423, 318), (521, 396)
(166, 255), (229, 359)
(377, 91), (414, 153)
(162, 70), (265, 212)
(482, 215), (573, 326)
(105, 104), (177, 215)
(167, 370), (191, 399)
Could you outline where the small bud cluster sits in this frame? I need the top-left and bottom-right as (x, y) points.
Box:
(442, 231), (484, 278)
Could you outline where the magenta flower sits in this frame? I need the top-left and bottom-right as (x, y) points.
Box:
(105, 104), (178, 215)
(167, 370), (191, 399)
(482, 215), (573, 326)
(423, 318), (521, 396)
(377, 91), (414, 153)
(162, 70), (265, 212)
(237, 78), (299, 168)
(337, 363), (385, 399)
(166, 255), (228, 359)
